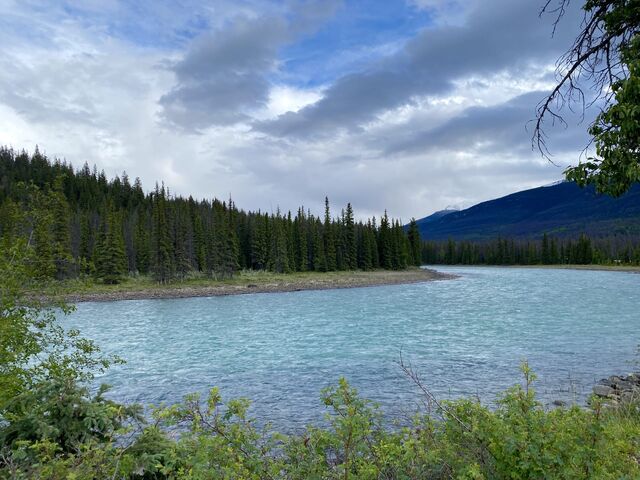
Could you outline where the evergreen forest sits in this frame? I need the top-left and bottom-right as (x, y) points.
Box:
(0, 147), (422, 284)
(422, 233), (640, 266)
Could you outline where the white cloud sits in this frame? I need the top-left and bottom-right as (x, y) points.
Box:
(258, 85), (324, 119)
(0, 0), (585, 223)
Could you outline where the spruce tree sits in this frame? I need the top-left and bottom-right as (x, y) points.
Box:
(152, 183), (174, 283)
(50, 176), (74, 279)
(407, 218), (422, 267)
(541, 233), (550, 264)
(296, 208), (308, 271)
(32, 209), (55, 279)
(192, 214), (207, 272)
(269, 212), (289, 273)
(218, 202), (240, 278)
(133, 213), (151, 274)
(379, 212), (393, 269)
(251, 214), (268, 270)
(323, 197), (337, 271)
(173, 206), (192, 280)
(312, 218), (326, 272)
(94, 209), (127, 284)
(344, 203), (356, 270)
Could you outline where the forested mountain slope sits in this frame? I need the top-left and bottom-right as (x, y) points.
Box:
(417, 182), (640, 241)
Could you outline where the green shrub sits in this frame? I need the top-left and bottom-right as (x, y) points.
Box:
(3, 369), (639, 480)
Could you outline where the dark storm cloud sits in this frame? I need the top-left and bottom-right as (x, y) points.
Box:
(255, 0), (584, 139)
(385, 91), (593, 158)
(159, 0), (342, 131)
(159, 16), (287, 129)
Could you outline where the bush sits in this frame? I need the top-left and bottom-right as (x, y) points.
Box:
(2, 369), (639, 479)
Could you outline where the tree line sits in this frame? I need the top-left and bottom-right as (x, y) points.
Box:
(423, 233), (640, 266)
(0, 147), (422, 284)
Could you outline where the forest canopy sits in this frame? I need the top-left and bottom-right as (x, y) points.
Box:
(0, 147), (422, 284)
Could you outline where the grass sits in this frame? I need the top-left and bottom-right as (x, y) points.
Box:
(41, 267), (441, 302)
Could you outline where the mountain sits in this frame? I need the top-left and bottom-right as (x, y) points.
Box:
(417, 208), (459, 224)
(416, 182), (640, 241)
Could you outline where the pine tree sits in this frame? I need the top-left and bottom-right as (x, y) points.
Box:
(32, 209), (55, 279)
(50, 176), (74, 279)
(25, 185), (57, 279)
(173, 205), (192, 279)
(344, 203), (356, 270)
(296, 208), (308, 271)
(407, 218), (422, 267)
(192, 213), (207, 272)
(133, 212), (150, 274)
(445, 238), (456, 265)
(312, 218), (326, 271)
(286, 211), (296, 271)
(323, 197), (337, 271)
(251, 214), (268, 270)
(0, 146), (432, 280)
(269, 212), (289, 273)
(152, 183), (174, 283)
(94, 209), (127, 284)
(541, 233), (550, 264)
(218, 202), (240, 278)
(379, 212), (393, 269)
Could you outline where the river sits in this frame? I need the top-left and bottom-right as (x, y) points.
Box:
(62, 266), (640, 430)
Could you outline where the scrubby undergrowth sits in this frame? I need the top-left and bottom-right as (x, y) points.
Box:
(1, 368), (640, 480)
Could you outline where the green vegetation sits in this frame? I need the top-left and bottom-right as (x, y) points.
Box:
(0, 148), (418, 288)
(422, 233), (640, 266)
(37, 268), (434, 303)
(1, 232), (640, 479)
(6, 369), (640, 480)
(537, 0), (640, 196)
(567, 34), (640, 196)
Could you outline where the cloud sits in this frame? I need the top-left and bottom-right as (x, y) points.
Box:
(255, 0), (583, 140)
(0, 0), (593, 222)
(385, 91), (593, 159)
(159, 0), (342, 131)
(159, 16), (287, 130)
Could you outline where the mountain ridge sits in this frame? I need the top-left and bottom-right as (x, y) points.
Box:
(416, 182), (640, 241)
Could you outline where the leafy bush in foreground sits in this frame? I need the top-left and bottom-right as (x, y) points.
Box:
(1, 368), (639, 479)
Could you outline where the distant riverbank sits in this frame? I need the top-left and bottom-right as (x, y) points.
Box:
(428, 264), (640, 273)
(520, 264), (640, 273)
(56, 268), (453, 303)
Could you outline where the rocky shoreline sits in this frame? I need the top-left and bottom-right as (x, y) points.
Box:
(62, 268), (456, 303)
(592, 373), (640, 404)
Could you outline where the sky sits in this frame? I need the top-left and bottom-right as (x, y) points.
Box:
(0, 0), (594, 220)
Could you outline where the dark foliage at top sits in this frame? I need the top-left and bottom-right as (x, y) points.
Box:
(536, 0), (640, 195)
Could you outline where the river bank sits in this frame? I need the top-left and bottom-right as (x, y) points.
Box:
(428, 264), (640, 273)
(56, 268), (453, 303)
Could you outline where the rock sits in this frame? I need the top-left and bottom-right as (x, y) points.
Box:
(613, 380), (635, 391)
(627, 373), (640, 384)
(593, 385), (615, 397)
(552, 399), (567, 407)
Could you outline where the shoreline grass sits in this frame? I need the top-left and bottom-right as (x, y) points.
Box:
(44, 267), (452, 303)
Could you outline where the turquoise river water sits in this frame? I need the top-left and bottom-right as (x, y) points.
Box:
(62, 266), (640, 430)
